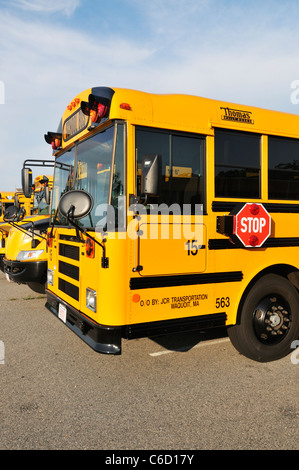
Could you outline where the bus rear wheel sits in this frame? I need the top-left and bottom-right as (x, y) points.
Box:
(228, 274), (299, 362)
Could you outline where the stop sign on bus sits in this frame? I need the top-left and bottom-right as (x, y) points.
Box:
(234, 203), (271, 247)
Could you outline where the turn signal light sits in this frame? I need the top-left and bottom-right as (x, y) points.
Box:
(86, 237), (95, 258)
(46, 232), (52, 248)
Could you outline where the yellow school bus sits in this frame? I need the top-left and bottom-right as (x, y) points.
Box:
(3, 169), (53, 293)
(42, 87), (299, 362)
(0, 190), (33, 270)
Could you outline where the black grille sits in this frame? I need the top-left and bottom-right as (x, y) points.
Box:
(58, 278), (79, 301)
(59, 243), (80, 261)
(59, 260), (79, 281)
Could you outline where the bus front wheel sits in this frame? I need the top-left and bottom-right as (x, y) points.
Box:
(228, 274), (299, 362)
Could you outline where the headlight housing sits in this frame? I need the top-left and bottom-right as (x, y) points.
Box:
(86, 288), (97, 312)
(16, 249), (44, 261)
(47, 269), (54, 286)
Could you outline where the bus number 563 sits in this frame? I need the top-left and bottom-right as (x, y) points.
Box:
(216, 297), (230, 308)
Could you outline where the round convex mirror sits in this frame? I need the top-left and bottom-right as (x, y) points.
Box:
(3, 205), (19, 222)
(58, 190), (93, 220)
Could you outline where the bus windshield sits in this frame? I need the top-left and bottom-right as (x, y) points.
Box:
(51, 123), (124, 229)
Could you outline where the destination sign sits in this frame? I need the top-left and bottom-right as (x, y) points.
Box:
(63, 108), (89, 142)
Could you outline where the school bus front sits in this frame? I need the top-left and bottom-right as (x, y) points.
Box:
(3, 173), (53, 292)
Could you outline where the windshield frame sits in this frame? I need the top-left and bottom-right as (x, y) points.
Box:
(50, 120), (126, 231)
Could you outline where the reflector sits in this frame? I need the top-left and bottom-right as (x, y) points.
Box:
(120, 103), (131, 110)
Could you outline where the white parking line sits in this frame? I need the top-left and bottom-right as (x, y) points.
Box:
(149, 337), (230, 357)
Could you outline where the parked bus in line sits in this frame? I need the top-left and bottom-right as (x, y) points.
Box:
(38, 86), (299, 362)
(3, 162), (53, 293)
(0, 190), (33, 270)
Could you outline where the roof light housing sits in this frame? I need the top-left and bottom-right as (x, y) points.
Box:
(81, 94), (109, 124)
(44, 131), (62, 150)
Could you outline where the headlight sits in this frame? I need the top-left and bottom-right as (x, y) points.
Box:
(16, 249), (44, 261)
(47, 269), (54, 286)
(86, 288), (97, 312)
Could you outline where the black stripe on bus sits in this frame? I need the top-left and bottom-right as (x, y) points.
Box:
(130, 271), (243, 290)
(212, 201), (299, 213)
(209, 237), (299, 250)
(123, 313), (227, 339)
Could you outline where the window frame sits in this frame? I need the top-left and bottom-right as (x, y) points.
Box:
(268, 134), (299, 201)
(214, 128), (262, 200)
(135, 125), (206, 214)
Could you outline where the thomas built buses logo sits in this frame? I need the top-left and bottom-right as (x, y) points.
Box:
(220, 106), (254, 124)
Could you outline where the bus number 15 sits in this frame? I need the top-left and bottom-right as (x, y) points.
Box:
(185, 239), (199, 256)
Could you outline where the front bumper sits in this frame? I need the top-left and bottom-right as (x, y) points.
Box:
(3, 259), (47, 284)
(45, 290), (122, 354)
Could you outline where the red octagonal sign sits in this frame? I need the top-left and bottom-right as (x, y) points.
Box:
(233, 203), (271, 248)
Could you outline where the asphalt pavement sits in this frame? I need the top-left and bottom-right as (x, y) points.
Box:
(0, 271), (298, 451)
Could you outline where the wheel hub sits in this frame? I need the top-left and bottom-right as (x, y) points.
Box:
(253, 296), (291, 343)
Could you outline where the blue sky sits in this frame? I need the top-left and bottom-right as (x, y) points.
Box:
(1, 0), (299, 190)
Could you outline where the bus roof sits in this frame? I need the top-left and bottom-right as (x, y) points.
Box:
(46, 87), (299, 153)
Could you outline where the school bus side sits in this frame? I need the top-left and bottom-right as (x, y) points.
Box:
(45, 87), (299, 361)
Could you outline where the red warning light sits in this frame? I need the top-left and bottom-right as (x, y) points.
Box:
(81, 94), (109, 124)
(44, 132), (62, 150)
(250, 203), (260, 215)
(248, 235), (259, 246)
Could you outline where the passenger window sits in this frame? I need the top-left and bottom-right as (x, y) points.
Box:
(215, 129), (260, 198)
(135, 127), (204, 213)
(268, 136), (299, 200)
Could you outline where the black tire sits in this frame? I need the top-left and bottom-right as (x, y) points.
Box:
(228, 274), (299, 362)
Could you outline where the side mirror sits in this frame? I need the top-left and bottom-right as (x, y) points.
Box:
(141, 154), (161, 196)
(3, 206), (18, 222)
(45, 185), (50, 205)
(21, 168), (33, 198)
(58, 190), (93, 221)
(3, 205), (25, 222)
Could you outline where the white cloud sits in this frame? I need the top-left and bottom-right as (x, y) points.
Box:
(1, 1), (299, 191)
(0, 10), (157, 190)
(8, 0), (80, 16)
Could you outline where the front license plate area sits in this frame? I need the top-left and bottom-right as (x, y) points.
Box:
(58, 303), (67, 323)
